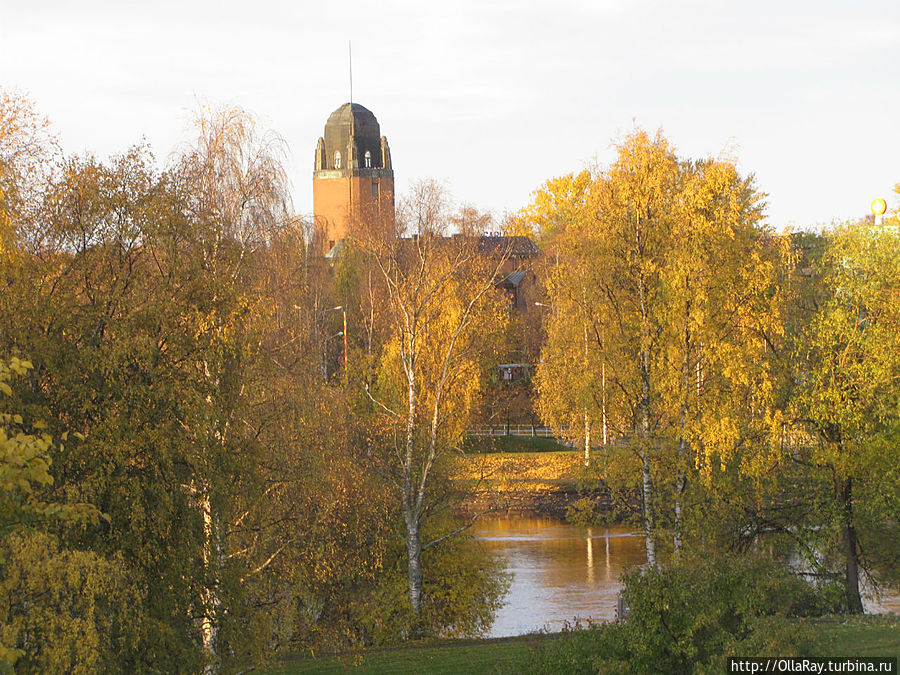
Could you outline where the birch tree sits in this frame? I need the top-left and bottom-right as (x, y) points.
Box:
(173, 104), (291, 671)
(361, 184), (508, 630)
(662, 158), (779, 552)
(535, 131), (778, 565)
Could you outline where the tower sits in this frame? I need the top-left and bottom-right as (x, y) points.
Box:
(313, 103), (395, 253)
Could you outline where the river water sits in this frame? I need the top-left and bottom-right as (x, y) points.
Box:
(471, 514), (900, 638)
(471, 515), (646, 637)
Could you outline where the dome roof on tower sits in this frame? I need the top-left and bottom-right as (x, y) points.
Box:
(314, 102), (390, 172)
(325, 102), (380, 133)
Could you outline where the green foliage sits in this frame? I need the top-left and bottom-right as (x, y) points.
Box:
(0, 357), (51, 530)
(418, 530), (509, 638)
(9, 87), (898, 675)
(0, 531), (144, 674)
(787, 216), (900, 610)
(565, 497), (602, 529)
(517, 555), (841, 674)
(0, 119), (514, 670)
(696, 616), (818, 674)
(0, 358), (122, 671)
(0, 357), (99, 532)
(793, 219), (900, 469)
(347, 527), (509, 646)
(618, 555), (841, 672)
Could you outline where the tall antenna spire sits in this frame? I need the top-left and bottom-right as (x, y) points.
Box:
(348, 40), (354, 208)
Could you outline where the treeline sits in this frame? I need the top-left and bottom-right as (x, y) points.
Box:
(523, 131), (900, 615)
(0, 93), (506, 673)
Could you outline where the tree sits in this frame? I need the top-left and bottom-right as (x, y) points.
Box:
(170, 103), (292, 670)
(535, 217), (609, 468)
(0, 93), (465, 668)
(8, 145), (215, 671)
(505, 170), (591, 248)
(0, 90), (517, 667)
(789, 207), (900, 612)
(0, 89), (57, 257)
(1, 107), (294, 670)
(535, 130), (779, 565)
(0, 530), (144, 674)
(660, 157), (779, 552)
(360, 182), (509, 630)
(520, 170), (604, 468)
(0, 358), (133, 672)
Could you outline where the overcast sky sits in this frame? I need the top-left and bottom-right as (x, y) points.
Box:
(2, 0), (898, 230)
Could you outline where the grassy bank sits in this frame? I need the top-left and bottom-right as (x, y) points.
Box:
(461, 435), (571, 455)
(449, 450), (589, 515)
(808, 615), (900, 657)
(450, 450), (584, 491)
(264, 636), (539, 674)
(265, 615), (900, 673)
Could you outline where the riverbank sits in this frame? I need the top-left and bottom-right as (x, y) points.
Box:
(449, 450), (598, 517)
(264, 615), (900, 673)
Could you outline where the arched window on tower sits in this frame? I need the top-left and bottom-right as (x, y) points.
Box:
(334, 151), (342, 169)
(364, 150), (372, 168)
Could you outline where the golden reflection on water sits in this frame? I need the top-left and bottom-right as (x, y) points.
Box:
(471, 514), (646, 637)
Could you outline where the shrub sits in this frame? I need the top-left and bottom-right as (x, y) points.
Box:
(620, 554), (841, 673)
(502, 623), (629, 675)
(516, 554), (842, 674)
(696, 616), (818, 675)
(344, 530), (509, 646)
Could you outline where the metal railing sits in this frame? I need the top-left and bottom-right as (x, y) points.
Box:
(466, 425), (556, 438)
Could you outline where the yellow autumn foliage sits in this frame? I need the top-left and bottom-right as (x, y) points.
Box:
(451, 450), (583, 489)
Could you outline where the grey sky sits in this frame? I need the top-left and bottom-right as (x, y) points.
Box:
(2, 0), (898, 230)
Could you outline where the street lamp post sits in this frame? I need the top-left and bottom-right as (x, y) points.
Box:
(292, 303), (346, 381)
(317, 305), (343, 382)
(324, 330), (344, 381)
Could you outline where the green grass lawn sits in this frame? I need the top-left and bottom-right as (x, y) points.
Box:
(808, 615), (900, 658)
(461, 435), (571, 454)
(264, 636), (546, 674)
(264, 616), (900, 674)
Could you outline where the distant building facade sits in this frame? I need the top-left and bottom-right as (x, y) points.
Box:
(477, 235), (541, 313)
(313, 103), (395, 253)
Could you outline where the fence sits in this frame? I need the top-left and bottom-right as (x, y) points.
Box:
(469, 424), (822, 452)
(466, 425), (556, 438)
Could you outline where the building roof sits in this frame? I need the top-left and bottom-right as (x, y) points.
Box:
(477, 235), (541, 258)
(324, 239), (347, 260)
(326, 102), (379, 129)
(317, 102), (385, 172)
(499, 270), (528, 288)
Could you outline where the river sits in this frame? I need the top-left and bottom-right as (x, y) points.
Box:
(471, 514), (900, 638)
(470, 515), (646, 637)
